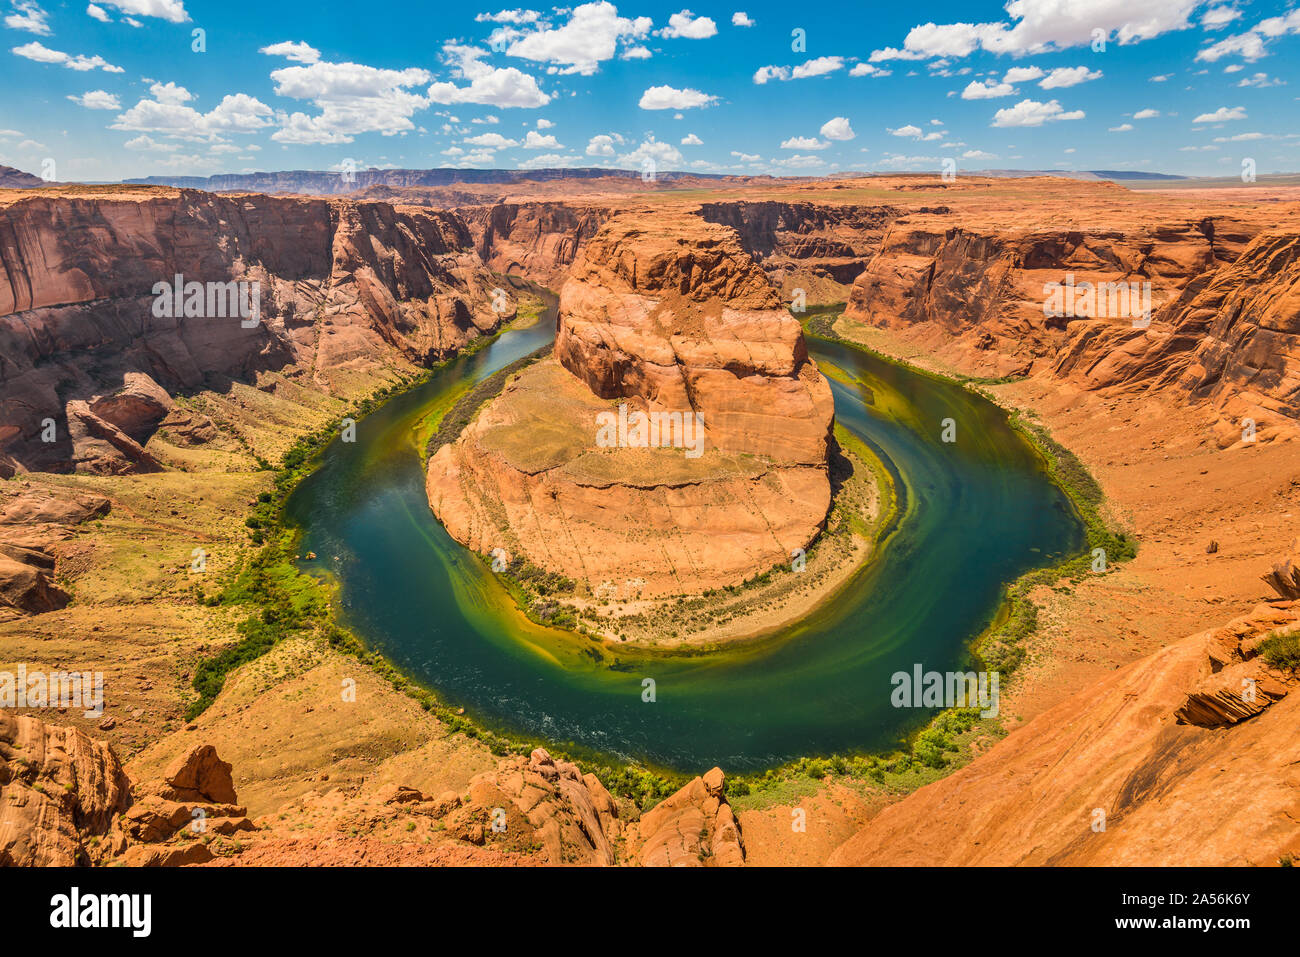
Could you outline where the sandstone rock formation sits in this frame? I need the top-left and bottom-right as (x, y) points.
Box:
(629, 766), (745, 866)
(0, 487), (110, 618)
(0, 187), (509, 474)
(427, 212), (835, 597)
(0, 712), (131, 866)
(828, 601), (1300, 866)
(464, 201), (613, 289)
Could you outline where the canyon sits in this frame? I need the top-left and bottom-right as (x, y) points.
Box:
(0, 173), (1298, 866)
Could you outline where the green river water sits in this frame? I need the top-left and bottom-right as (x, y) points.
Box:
(284, 303), (1084, 773)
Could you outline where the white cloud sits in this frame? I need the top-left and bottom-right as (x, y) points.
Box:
(962, 149), (996, 159)
(658, 10), (717, 39)
(638, 84), (716, 109)
(67, 89), (121, 109)
(820, 116), (855, 140)
(1150, 73), (1170, 81)
(12, 40), (124, 72)
(465, 131), (518, 148)
(522, 129), (560, 148)
(1134, 108), (1160, 118)
(991, 98), (1085, 127)
(730, 150), (760, 162)
(113, 89), (273, 140)
(753, 65), (789, 84)
(1201, 5), (1241, 30)
(732, 11), (754, 27)
(94, 0), (188, 23)
(428, 44), (551, 108)
(780, 136), (828, 150)
(617, 137), (682, 170)
(771, 154), (826, 169)
(962, 79), (1016, 99)
(680, 132), (702, 145)
(86, 4), (111, 23)
(1003, 65), (1044, 82)
(791, 55), (844, 79)
(1039, 66), (1102, 88)
(500, 1), (651, 76)
(260, 41), (321, 64)
(870, 1), (1204, 61)
(1193, 105), (1246, 122)
(124, 134), (179, 151)
(518, 151), (584, 168)
(890, 124), (924, 138)
(1238, 71), (1283, 87)
(1109, 122), (1134, 131)
(5, 1), (50, 35)
(269, 60), (433, 143)
(620, 45), (651, 59)
(849, 63), (890, 77)
(1197, 11), (1300, 62)
(585, 133), (616, 156)
(476, 9), (541, 24)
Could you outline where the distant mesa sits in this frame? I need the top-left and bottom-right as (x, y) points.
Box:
(0, 165), (43, 189)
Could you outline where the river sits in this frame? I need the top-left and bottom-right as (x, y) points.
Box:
(284, 299), (1083, 772)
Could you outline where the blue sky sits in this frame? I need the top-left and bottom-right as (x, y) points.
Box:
(1, 0), (1298, 181)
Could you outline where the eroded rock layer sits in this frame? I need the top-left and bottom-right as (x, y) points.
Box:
(428, 213), (834, 598)
(0, 187), (509, 474)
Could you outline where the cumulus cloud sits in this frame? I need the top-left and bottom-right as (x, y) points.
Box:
(585, 133), (616, 156)
(260, 41), (321, 64)
(1201, 5), (1241, 29)
(428, 44), (551, 108)
(658, 10), (717, 39)
(638, 84), (716, 109)
(780, 136), (828, 150)
(476, 9), (541, 24)
(1197, 10), (1300, 62)
(991, 98), (1085, 127)
(1039, 65), (1102, 88)
(617, 137), (683, 170)
(12, 40), (124, 72)
(465, 131), (518, 148)
(5, 1), (51, 35)
(849, 63), (890, 77)
(268, 59), (435, 143)
(522, 129), (560, 148)
(820, 116), (855, 140)
(1193, 105), (1246, 122)
(1109, 122), (1134, 131)
(86, 4), (111, 22)
(962, 79), (1016, 99)
(870, 0), (1205, 61)
(497, 1), (652, 76)
(754, 56), (844, 83)
(67, 89), (120, 109)
(732, 11), (754, 27)
(681, 132), (702, 145)
(123, 134), (179, 151)
(1134, 108), (1160, 118)
(1003, 65), (1044, 82)
(112, 85), (273, 141)
(94, 0), (189, 23)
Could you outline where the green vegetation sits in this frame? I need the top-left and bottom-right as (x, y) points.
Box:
(1258, 628), (1300, 670)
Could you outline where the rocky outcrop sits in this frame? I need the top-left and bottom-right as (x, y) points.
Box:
(0, 712), (132, 866)
(630, 766), (745, 866)
(844, 215), (1260, 377)
(0, 188), (509, 474)
(828, 601), (1300, 866)
(0, 487), (109, 617)
(1053, 230), (1300, 445)
(0, 166), (43, 189)
(463, 201), (613, 288)
(1263, 545), (1300, 600)
(427, 213), (835, 597)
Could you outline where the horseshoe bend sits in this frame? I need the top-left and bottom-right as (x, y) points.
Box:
(1, 18), (1300, 888)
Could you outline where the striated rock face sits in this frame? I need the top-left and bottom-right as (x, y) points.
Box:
(0, 487), (110, 618)
(428, 213), (835, 598)
(1053, 230), (1300, 445)
(630, 766), (745, 866)
(464, 201), (613, 288)
(0, 188), (508, 474)
(0, 712), (132, 866)
(828, 601), (1300, 867)
(844, 216), (1259, 377)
